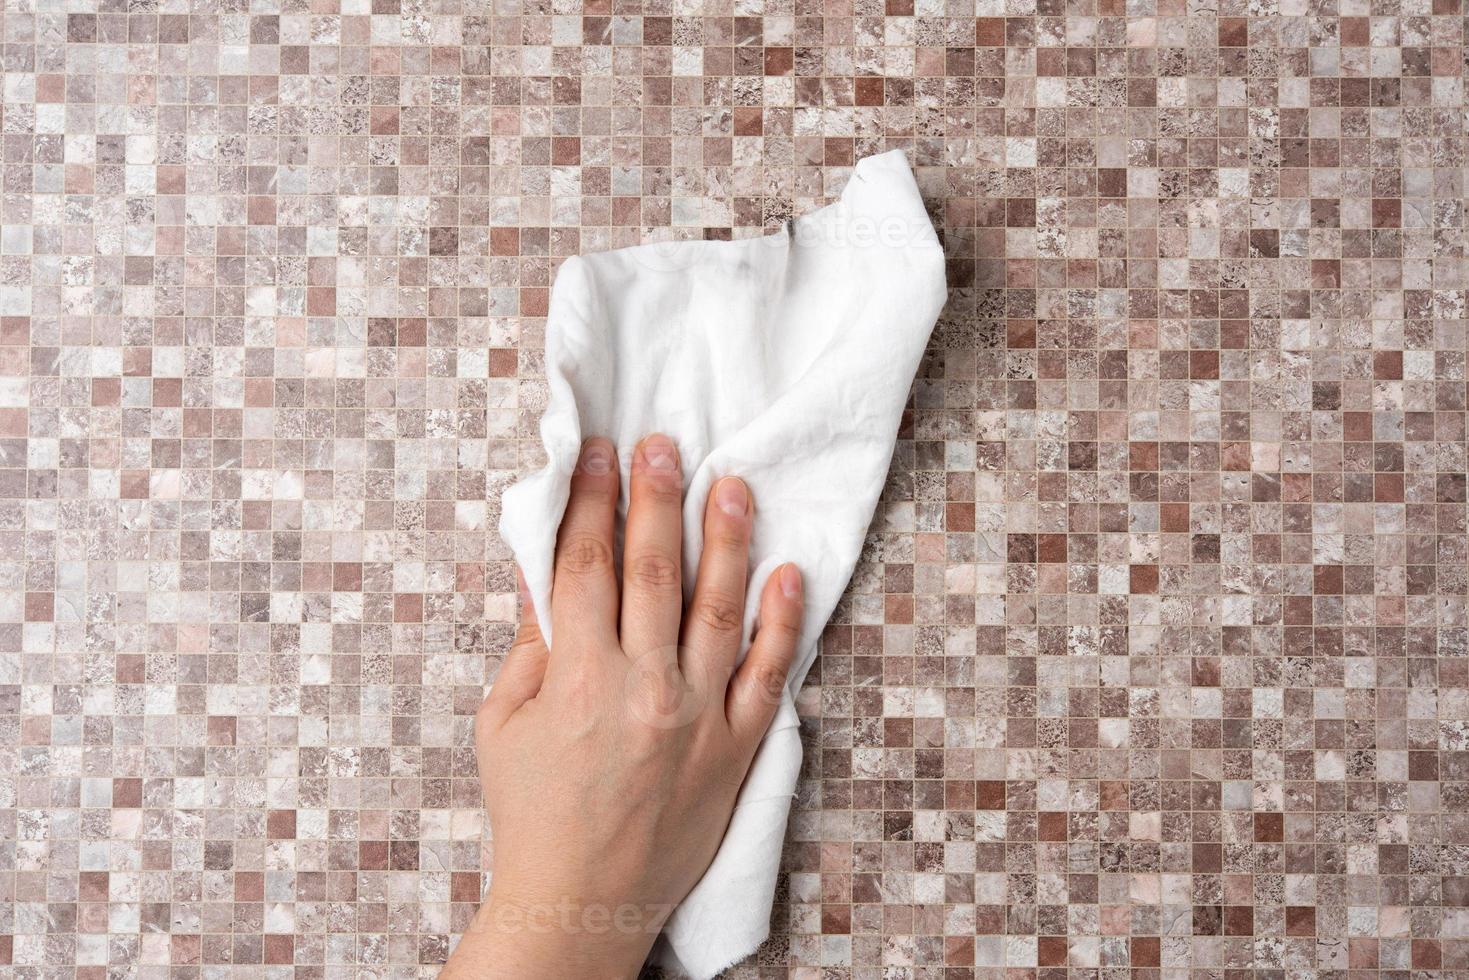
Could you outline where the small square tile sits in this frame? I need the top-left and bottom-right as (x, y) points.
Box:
(7, 2), (1458, 975)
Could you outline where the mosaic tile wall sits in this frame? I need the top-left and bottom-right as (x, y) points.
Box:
(3, 0), (1468, 975)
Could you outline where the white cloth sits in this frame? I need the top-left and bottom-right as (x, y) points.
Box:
(497, 149), (947, 978)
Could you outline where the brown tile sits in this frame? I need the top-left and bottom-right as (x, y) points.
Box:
(15, 4), (1452, 972)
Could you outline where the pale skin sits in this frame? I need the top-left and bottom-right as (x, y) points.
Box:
(440, 433), (804, 979)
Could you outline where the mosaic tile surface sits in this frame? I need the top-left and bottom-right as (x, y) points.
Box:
(2, 0), (1468, 975)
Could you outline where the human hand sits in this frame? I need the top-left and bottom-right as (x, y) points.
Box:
(441, 434), (803, 979)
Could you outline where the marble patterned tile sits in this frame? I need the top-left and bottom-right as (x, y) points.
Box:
(1, 0), (1466, 976)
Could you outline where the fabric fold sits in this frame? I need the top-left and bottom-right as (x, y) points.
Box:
(497, 149), (947, 978)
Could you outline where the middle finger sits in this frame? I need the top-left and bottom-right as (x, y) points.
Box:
(619, 433), (685, 657)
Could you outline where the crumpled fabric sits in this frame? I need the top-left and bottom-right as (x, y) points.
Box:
(497, 149), (947, 978)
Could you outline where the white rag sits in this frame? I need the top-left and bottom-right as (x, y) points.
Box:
(496, 149), (947, 977)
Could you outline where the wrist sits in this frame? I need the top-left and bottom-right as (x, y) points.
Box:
(471, 886), (661, 979)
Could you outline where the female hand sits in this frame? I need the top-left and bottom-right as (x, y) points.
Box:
(441, 434), (803, 979)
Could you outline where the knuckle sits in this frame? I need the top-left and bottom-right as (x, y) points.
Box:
(624, 656), (704, 731)
(550, 672), (603, 718)
(558, 672), (598, 704)
(692, 594), (743, 634)
(571, 469), (618, 497)
(627, 553), (681, 590)
(508, 637), (541, 664)
(558, 534), (613, 576)
(766, 617), (802, 647)
(509, 622), (543, 653)
(755, 663), (788, 699)
(706, 524), (749, 553)
(717, 761), (749, 794)
(634, 472), (683, 504)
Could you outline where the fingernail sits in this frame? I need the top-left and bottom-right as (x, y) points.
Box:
(579, 441), (612, 475)
(642, 434), (677, 471)
(716, 477), (747, 517)
(780, 563), (802, 600)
